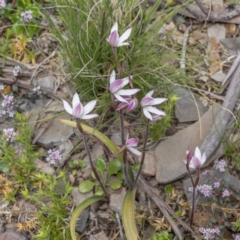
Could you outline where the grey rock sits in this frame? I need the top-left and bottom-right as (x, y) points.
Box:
(210, 71), (226, 82)
(58, 140), (74, 166)
(173, 87), (207, 123)
(71, 187), (93, 207)
(34, 159), (55, 175)
(141, 151), (156, 176)
(75, 208), (89, 232)
(37, 113), (74, 147)
(89, 235), (95, 240)
(109, 187), (126, 214)
(0, 232), (27, 240)
(220, 38), (240, 55)
(93, 231), (108, 240)
(36, 76), (57, 93)
(45, 100), (65, 112)
(207, 24), (226, 43)
(25, 109), (39, 132)
(155, 106), (220, 183)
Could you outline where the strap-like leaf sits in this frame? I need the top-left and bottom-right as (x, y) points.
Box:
(122, 187), (139, 240)
(70, 195), (105, 240)
(60, 119), (118, 153)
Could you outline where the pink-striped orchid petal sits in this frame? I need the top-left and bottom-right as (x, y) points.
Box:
(118, 28), (132, 46)
(128, 147), (141, 156)
(62, 100), (73, 115)
(81, 114), (99, 120)
(72, 92), (81, 109)
(146, 106), (166, 116)
(83, 100), (97, 115)
(126, 98), (138, 113)
(125, 134), (141, 156)
(116, 102), (129, 111)
(141, 97), (153, 107)
(110, 70), (116, 84)
(117, 88), (140, 96)
(126, 137), (139, 147)
(73, 102), (84, 118)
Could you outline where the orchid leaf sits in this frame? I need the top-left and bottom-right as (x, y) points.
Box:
(60, 120), (118, 153)
(70, 195), (104, 240)
(122, 187), (139, 240)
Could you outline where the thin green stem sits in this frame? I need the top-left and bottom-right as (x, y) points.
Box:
(76, 119), (109, 199)
(134, 119), (149, 185)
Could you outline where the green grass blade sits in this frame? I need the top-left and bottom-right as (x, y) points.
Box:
(70, 195), (104, 240)
(122, 187), (139, 240)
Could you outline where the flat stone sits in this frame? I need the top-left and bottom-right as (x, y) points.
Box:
(155, 106), (220, 183)
(207, 24), (226, 43)
(58, 140), (74, 166)
(71, 187), (93, 207)
(141, 151), (156, 176)
(210, 71), (226, 83)
(173, 87), (207, 123)
(35, 159), (55, 175)
(36, 76), (56, 93)
(0, 232), (27, 240)
(220, 38), (240, 55)
(37, 113), (74, 147)
(75, 208), (89, 232)
(45, 100), (65, 112)
(109, 187), (126, 214)
(92, 231), (108, 240)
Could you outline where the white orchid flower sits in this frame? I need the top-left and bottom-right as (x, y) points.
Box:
(183, 147), (207, 169)
(107, 22), (132, 47)
(109, 70), (140, 103)
(62, 93), (98, 120)
(141, 90), (167, 121)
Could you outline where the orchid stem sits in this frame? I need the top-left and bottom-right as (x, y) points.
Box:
(119, 111), (133, 188)
(189, 167), (200, 228)
(134, 119), (149, 185)
(112, 47), (122, 78)
(76, 119), (109, 199)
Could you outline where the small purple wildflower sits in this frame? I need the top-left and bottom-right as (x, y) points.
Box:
(13, 66), (21, 77)
(234, 235), (240, 240)
(222, 189), (230, 197)
(198, 184), (213, 197)
(20, 10), (33, 23)
(216, 159), (227, 172)
(0, 0), (6, 9)
(33, 86), (42, 95)
(1, 94), (15, 118)
(213, 182), (220, 188)
(3, 128), (16, 142)
(46, 148), (62, 165)
(199, 226), (220, 240)
(201, 170), (210, 176)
